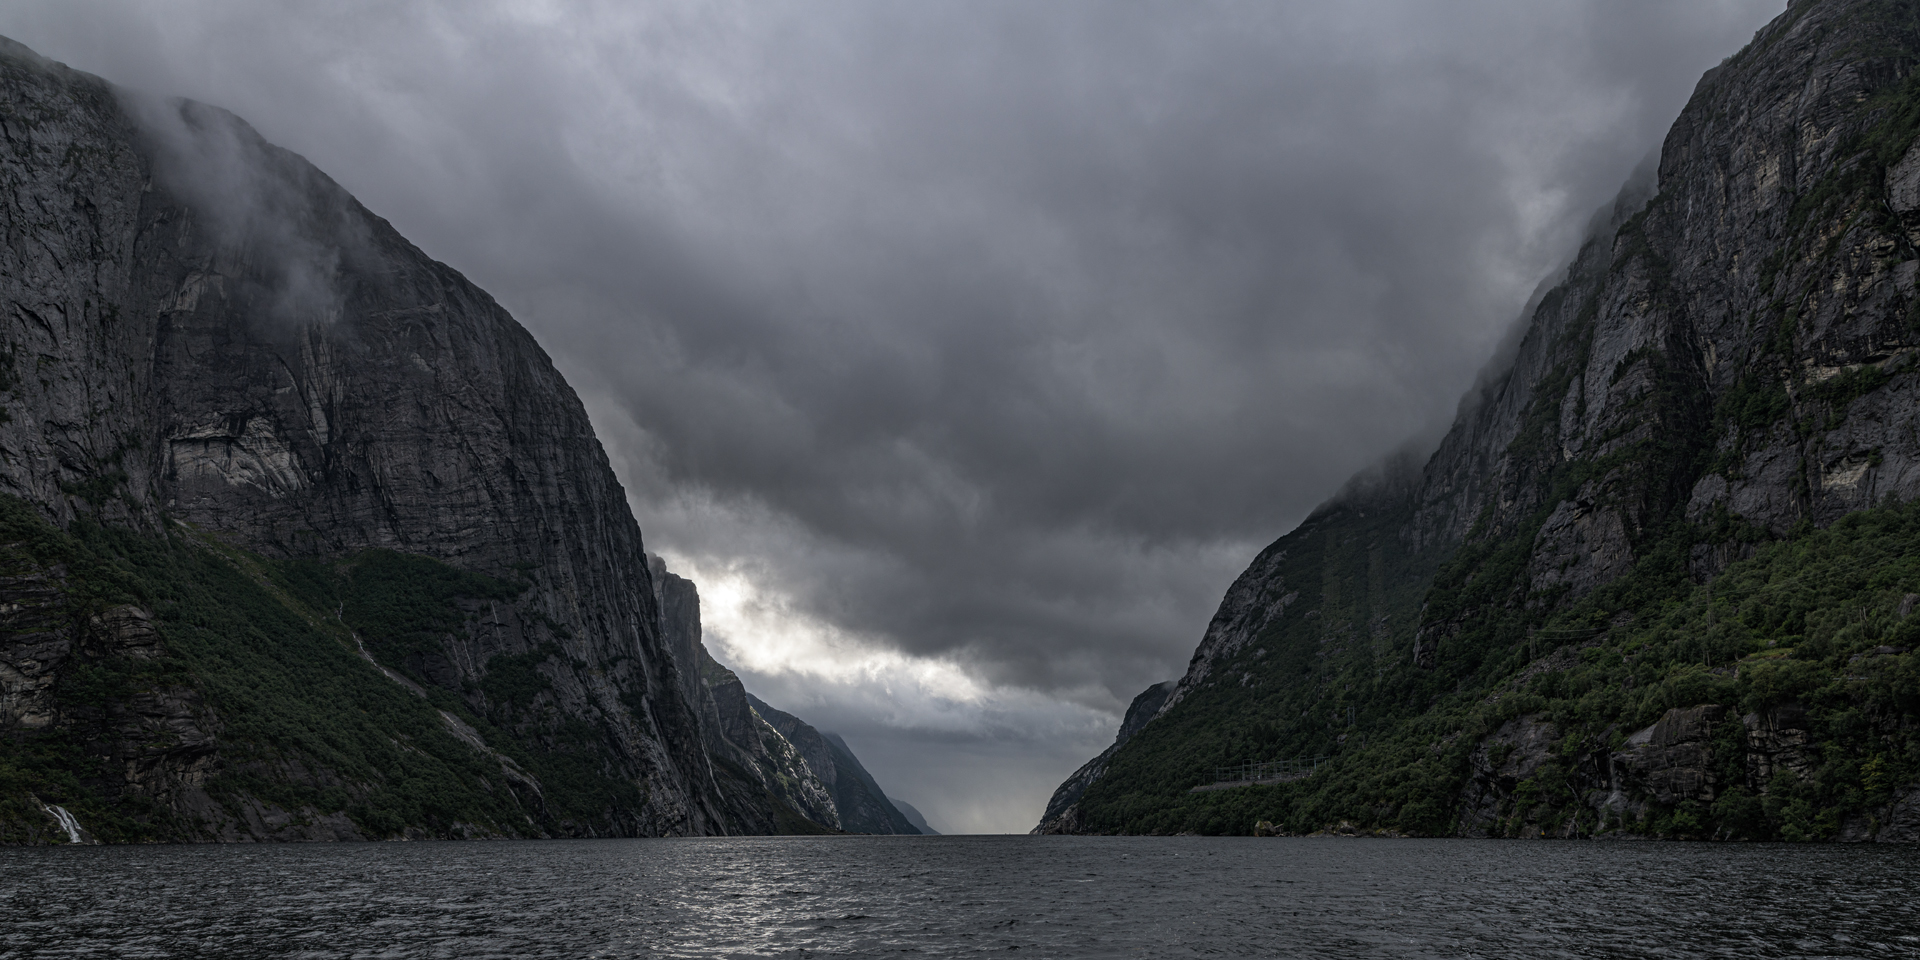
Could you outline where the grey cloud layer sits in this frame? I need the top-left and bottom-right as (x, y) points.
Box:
(6, 0), (1783, 827)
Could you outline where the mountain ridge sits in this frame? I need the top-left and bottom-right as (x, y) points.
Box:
(747, 694), (922, 835)
(1042, 0), (1920, 841)
(0, 35), (903, 843)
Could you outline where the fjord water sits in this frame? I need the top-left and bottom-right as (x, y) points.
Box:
(4, 837), (1917, 958)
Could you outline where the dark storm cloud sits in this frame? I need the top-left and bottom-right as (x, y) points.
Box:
(6, 0), (1784, 829)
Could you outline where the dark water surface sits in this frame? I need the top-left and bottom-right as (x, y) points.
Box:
(3, 836), (1919, 958)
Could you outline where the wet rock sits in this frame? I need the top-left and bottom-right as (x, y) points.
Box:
(1618, 705), (1726, 805)
(0, 565), (74, 730)
(1456, 714), (1560, 836)
(1743, 702), (1813, 787)
(1873, 783), (1920, 842)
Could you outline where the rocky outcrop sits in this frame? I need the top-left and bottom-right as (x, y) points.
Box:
(0, 537), (230, 842)
(1618, 705), (1727, 806)
(0, 562), (79, 732)
(1743, 701), (1815, 784)
(749, 694), (840, 794)
(1033, 679), (1173, 834)
(1872, 782), (1920, 840)
(1451, 700), (1920, 841)
(1457, 705), (1732, 837)
(0, 36), (727, 838)
(1452, 691), (1920, 842)
(1456, 714), (1564, 837)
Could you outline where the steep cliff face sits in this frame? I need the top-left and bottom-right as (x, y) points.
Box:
(823, 733), (924, 835)
(1051, 0), (1920, 841)
(648, 553), (926, 835)
(750, 695), (922, 835)
(689, 641), (841, 832)
(0, 37), (733, 839)
(1408, 0), (1920, 597)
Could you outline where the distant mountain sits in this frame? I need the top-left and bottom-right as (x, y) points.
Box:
(1039, 0), (1920, 842)
(821, 733), (923, 835)
(746, 695), (922, 835)
(889, 797), (940, 836)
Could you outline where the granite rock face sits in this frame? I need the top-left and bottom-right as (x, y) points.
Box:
(648, 553), (916, 834)
(1045, 0), (1920, 839)
(684, 644), (837, 830)
(0, 37), (732, 838)
(824, 732), (924, 835)
(1403, 0), (1920, 661)
(750, 694), (921, 835)
(1617, 705), (1728, 806)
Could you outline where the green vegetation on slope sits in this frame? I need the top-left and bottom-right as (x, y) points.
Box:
(0, 496), (621, 841)
(1076, 496), (1920, 840)
(1072, 491), (1454, 836)
(274, 548), (652, 829)
(1073, 65), (1920, 835)
(278, 550), (523, 683)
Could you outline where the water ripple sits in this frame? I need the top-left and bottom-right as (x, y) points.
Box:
(2, 837), (1918, 958)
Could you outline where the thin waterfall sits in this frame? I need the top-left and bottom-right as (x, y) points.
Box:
(38, 802), (86, 844)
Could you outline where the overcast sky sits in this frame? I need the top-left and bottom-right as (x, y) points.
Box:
(5, 0), (1784, 833)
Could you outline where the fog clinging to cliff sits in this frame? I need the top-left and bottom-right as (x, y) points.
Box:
(6, 0), (1784, 832)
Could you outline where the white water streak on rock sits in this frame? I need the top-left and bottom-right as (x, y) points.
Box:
(39, 801), (85, 843)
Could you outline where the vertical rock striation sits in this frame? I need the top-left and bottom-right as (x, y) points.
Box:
(649, 553), (916, 834)
(750, 694), (922, 834)
(0, 36), (726, 838)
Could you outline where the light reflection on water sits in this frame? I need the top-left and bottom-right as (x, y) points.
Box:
(3, 836), (1918, 958)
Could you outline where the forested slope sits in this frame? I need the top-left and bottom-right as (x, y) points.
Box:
(1046, 0), (1920, 841)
